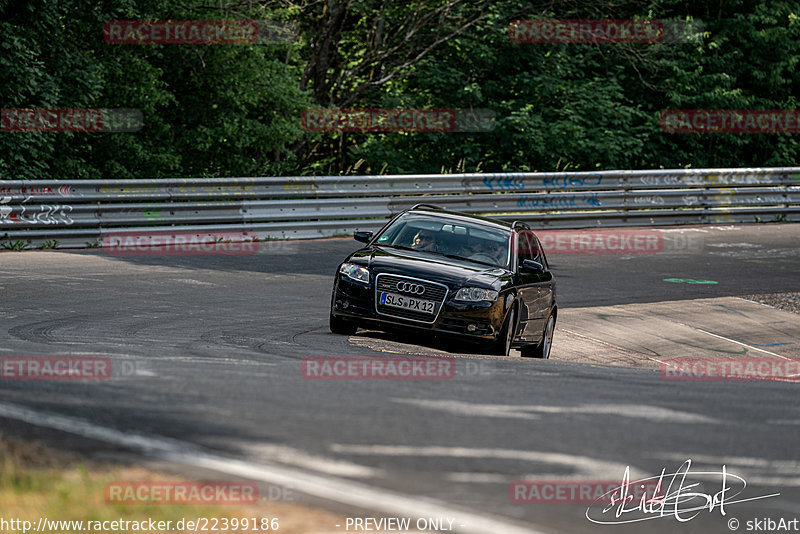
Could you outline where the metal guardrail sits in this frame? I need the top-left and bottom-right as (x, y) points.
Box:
(1, 167), (799, 248)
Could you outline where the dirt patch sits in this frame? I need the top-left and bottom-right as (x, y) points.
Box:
(740, 292), (800, 315)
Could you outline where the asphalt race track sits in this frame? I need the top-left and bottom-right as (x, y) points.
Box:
(1, 223), (800, 534)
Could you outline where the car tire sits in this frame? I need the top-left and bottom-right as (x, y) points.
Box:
(520, 311), (555, 359)
(490, 307), (516, 356)
(329, 310), (358, 335)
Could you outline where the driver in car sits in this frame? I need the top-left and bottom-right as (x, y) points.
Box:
(411, 230), (438, 252)
(469, 239), (506, 264)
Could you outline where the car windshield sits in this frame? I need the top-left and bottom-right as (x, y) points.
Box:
(375, 213), (511, 268)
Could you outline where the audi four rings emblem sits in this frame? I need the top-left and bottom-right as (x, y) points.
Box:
(396, 282), (425, 295)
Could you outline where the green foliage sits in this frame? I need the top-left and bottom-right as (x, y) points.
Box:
(1, 239), (30, 250)
(342, 0), (800, 174)
(1, 0), (798, 178)
(0, 0), (309, 179)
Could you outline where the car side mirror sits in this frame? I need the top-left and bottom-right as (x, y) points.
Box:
(354, 231), (373, 243)
(521, 259), (544, 273)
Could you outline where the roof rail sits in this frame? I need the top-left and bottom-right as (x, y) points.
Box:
(409, 203), (444, 211)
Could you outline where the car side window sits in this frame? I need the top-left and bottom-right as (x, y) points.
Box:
(531, 234), (548, 268)
(517, 230), (548, 267)
(516, 230), (534, 265)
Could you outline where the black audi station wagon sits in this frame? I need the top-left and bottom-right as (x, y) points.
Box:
(329, 205), (557, 357)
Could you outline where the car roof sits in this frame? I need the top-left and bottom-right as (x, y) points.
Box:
(403, 205), (525, 233)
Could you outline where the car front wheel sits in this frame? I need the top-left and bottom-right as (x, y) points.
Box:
(490, 307), (516, 356)
(521, 311), (555, 359)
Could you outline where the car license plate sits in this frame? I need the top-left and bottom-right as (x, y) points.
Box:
(379, 292), (436, 314)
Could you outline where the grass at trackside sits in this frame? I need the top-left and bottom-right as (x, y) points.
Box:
(0, 434), (346, 533)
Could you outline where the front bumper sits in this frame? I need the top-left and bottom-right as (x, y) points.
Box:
(331, 275), (505, 341)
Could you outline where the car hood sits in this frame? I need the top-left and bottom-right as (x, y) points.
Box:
(349, 246), (511, 289)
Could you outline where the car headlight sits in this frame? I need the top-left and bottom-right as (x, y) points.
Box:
(339, 263), (370, 284)
(454, 287), (499, 302)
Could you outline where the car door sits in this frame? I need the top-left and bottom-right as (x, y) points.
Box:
(515, 230), (553, 341)
(532, 234), (555, 329)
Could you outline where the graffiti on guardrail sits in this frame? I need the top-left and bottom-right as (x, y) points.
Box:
(0, 168), (796, 248)
(731, 195), (788, 204)
(283, 179), (317, 194)
(99, 185), (159, 195)
(0, 204), (73, 225)
(517, 193), (601, 209)
(630, 195), (666, 205)
(143, 204), (164, 221)
(482, 176), (525, 190)
(675, 191), (789, 207)
(714, 189), (733, 208)
(478, 172), (607, 191)
(177, 184), (254, 194)
(97, 184), (255, 195)
(542, 172), (603, 189)
(638, 173), (785, 186)
(0, 185), (71, 200)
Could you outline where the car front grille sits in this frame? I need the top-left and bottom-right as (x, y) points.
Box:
(375, 274), (449, 324)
